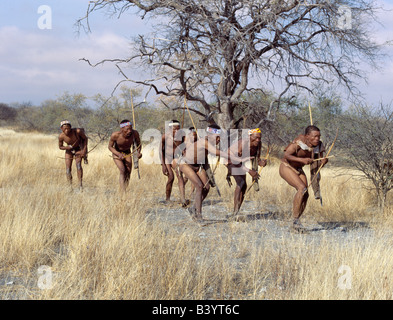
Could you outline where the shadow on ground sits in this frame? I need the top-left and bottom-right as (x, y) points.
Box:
(233, 211), (287, 222)
(315, 221), (370, 232)
(199, 210), (286, 226)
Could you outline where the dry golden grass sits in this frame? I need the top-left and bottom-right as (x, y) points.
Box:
(1, 127), (393, 300)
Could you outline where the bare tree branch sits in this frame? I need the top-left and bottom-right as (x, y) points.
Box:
(77, 0), (386, 129)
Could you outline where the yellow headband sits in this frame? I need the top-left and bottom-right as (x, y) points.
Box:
(248, 128), (261, 135)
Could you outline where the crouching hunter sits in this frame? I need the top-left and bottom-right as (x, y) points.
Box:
(58, 120), (88, 191)
(160, 120), (188, 206)
(175, 124), (251, 223)
(226, 128), (267, 217)
(108, 120), (142, 193)
(279, 125), (328, 232)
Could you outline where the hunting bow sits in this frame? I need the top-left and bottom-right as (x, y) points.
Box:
(307, 128), (338, 189)
(245, 146), (270, 195)
(130, 89), (141, 179)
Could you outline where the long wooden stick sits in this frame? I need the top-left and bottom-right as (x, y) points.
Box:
(131, 89), (136, 129)
(130, 88), (140, 179)
(308, 102), (313, 125)
(109, 144), (142, 160)
(181, 103), (185, 128)
(184, 95), (199, 139)
(245, 147), (270, 194)
(312, 155), (335, 162)
(202, 148), (220, 190)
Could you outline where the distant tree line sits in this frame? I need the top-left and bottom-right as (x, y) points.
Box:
(1, 88), (392, 211)
(0, 89), (194, 141)
(0, 87), (342, 147)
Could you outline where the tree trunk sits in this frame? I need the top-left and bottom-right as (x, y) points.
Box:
(376, 188), (386, 214)
(216, 102), (234, 130)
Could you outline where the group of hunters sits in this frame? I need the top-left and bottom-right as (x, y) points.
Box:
(58, 119), (328, 232)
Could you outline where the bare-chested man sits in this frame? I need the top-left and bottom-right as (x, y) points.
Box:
(108, 120), (142, 193)
(185, 127), (198, 198)
(226, 128), (267, 217)
(279, 125), (328, 232)
(160, 120), (188, 206)
(176, 124), (250, 223)
(58, 120), (88, 191)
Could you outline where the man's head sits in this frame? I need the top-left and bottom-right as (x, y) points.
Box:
(248, 128), (262, 147)
(206, 124), (221, 144)
(168, 120), (181, 136)
(188, 126), (198, 142)
(60, 120), (72, 135)
(305, 125), (321, 147)
(120, 119), (133, 137)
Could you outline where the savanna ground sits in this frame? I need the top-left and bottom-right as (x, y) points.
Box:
(1, 127), (393, 300)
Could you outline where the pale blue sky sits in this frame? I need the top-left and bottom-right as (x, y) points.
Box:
(1, 0), (393, 107)
(0, 0), (149, 105)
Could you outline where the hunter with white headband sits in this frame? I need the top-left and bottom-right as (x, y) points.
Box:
(226, 127), (267, 218)
(108, 119), (142, 193)
(159, 120), (188, 206)
(58, 120), (88, 192)
(176, 124), (252, 223)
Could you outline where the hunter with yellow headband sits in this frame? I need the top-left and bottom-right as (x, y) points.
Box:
(226, 127), (267, 218)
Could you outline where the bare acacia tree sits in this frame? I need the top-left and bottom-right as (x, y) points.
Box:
(78, 0), (384, 129)
(339, 103), (393, 212)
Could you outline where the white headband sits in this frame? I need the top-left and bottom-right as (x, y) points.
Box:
(120, 122), (132, 128)
(168, 122), (180, 127)
(206, 127), (221, 135)
(60, 120), (71, 127)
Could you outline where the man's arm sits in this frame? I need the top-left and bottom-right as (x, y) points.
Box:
(258, 143), (267, 167)
(108, 133), (123, 160)
(319, 151), (328, 167)
(227, 140), (243, 164)
(231, 140), (259, 177)
(77, 128), (88, 156)
(159, 134), (166, 165)
(159, 134), (169, 175)
(209, 139), (253, 165)
(134, 130), (142, 158)
(319, 142), (328, 167)
(58, 134), (72, 151)
(205, 139), (222, 158)
(284, 143), (313, 165)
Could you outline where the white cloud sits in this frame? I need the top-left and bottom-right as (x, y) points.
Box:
(1, 1), (393, 107)
(0, 26), (132, 104)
